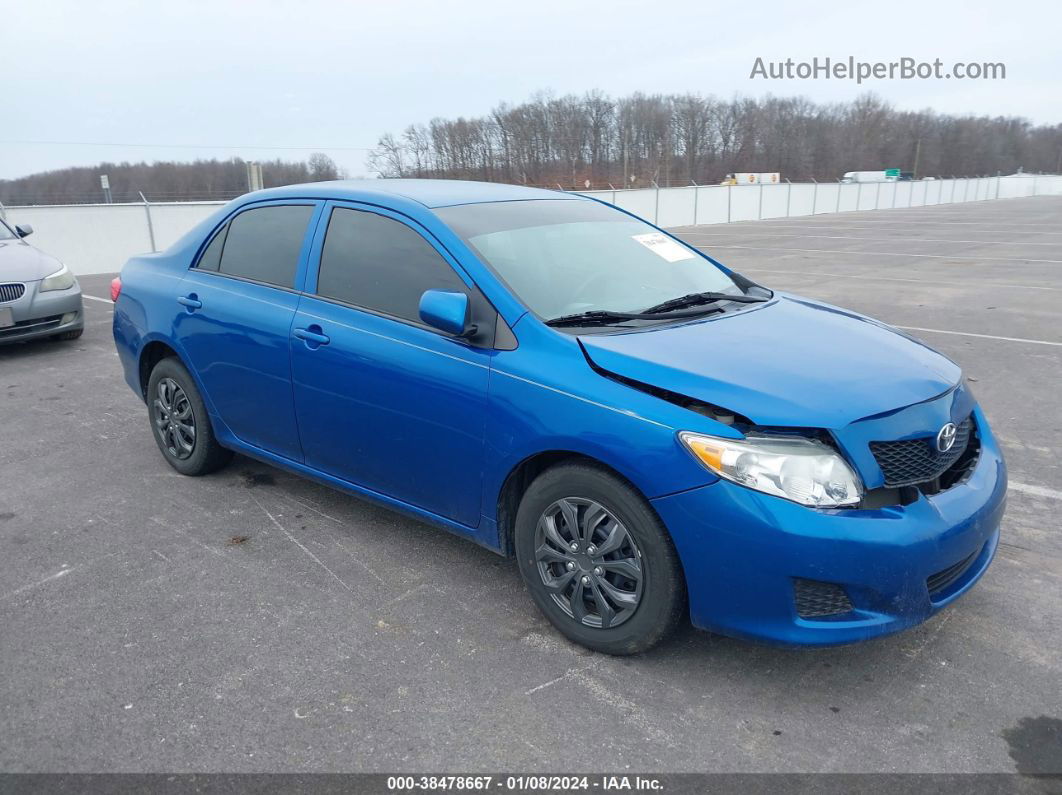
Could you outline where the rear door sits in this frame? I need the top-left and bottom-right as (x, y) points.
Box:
(290, 202), (492, 527)
(178, 201), (320, 462)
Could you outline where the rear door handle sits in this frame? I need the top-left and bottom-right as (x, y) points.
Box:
(293, 326), (330, 346)
(177, 295), (202, 310)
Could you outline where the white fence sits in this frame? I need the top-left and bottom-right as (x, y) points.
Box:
(3, 175), (1061, 276)
(583, 173), (1062, 227)
(1, 201), (223, 276)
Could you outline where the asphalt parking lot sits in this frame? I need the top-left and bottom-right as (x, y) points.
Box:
(2, 195), (1060, 775)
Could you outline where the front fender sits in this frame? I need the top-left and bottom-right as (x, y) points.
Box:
(482, 322), (723, 549)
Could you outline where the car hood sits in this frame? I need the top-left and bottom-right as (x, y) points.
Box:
(0, 240), (63, 281)
(579, 294), (961, 429)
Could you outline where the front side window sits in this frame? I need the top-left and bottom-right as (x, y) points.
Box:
(214, 205), (314, 288)
(316, 207), (468, 323)
(434, 199), (738, 321)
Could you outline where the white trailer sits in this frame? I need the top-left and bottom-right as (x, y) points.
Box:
(840, 170), (898, 183)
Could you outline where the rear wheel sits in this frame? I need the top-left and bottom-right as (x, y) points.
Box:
(515, 463), (686, 655)
(146, 357), (232, 476)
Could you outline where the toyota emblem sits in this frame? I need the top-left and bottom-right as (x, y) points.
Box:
(936, 423), (958, 453)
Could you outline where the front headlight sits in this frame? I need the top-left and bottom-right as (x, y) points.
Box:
(679, 431), (863, 507)
(40, 264), (76, 292)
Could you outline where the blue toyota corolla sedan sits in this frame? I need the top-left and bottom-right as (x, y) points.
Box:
(112, 180), (1006, 654)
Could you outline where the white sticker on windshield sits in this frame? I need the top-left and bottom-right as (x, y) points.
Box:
(631, 232), (696, 262)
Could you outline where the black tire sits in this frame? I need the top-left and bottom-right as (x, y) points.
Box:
(146, 356), (232, 476)
(52, 328), (83, 341)
(515, 463), (686, 655)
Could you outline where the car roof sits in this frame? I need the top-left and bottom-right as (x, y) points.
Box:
(248, 179), (579, 209)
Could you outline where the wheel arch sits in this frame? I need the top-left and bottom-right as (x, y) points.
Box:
(495, 450), (657, 558)
(137, 337), (217, 423)
(138, 339), (183, 399)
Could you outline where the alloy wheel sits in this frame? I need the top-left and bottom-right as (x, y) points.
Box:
(534, 497), (644, 629)
(153, 377), (196, 460)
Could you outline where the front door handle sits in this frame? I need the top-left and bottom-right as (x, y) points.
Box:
(177, 294), (202, 310)
(293, 325), (330, 347)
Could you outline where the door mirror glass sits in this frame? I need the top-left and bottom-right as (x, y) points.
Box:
(15, 224), (33, 238)
(419, 290), (472, 337)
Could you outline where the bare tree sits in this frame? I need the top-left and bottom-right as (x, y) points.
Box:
(359, 91), (1062, 189)
(11, 89), (1054, 206)
(307, 152), (342, 181)
(368, 133), (407, 178)
(1, 155), (354, 205)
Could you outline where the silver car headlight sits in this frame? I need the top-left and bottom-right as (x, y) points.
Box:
(679, 431), (863, 507)
(40, 264), (76, 292)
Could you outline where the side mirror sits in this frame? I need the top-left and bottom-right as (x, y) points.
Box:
(15, 224), (33, 238)
(419, 289), (474, 337)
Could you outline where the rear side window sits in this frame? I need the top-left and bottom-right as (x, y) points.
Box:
(317, 208), (468, 323)
(214, 205), (314, 288)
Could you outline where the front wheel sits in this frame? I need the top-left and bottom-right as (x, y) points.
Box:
(515, 463), (686, 655)
(146, 357), (232, 476)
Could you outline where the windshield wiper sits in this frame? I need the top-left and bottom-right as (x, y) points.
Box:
(641, 291), (767, 315)
(545, 310), (642, 327)
(545, 306), (726, 327)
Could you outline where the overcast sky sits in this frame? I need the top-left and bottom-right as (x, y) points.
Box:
(2, 0), (1059, 180)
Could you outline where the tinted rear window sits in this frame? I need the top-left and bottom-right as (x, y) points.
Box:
(316, 208), (468, 322)
(217, 205), (314, 288)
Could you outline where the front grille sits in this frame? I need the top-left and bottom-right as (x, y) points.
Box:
(870, 416), (974, 488)
(0, 282), (25, 303)
(0, 314), (62, 338)
(927, 550), (979, 596)
(794, 578), (854, 618)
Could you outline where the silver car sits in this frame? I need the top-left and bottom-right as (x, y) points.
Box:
(0, 219), (83, 345)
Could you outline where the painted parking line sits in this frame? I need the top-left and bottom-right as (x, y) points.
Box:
(765, 205), (1062, 221)
(78, 289), (1062, 345)
(897, 326), (1062, 347)
(691, 221), (1062, 234)
(679, 231), (1062, 248)
(764, 222), (1062, 232)
(739, 267), (1062, 292)
(1009, 482), (1062, 501)
(826, 215), (1062, 227)
(82, 295), (113, 305)
(697, 244), (1062, 264)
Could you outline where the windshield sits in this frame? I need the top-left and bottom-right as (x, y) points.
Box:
(0, 220), (15, 241)
(434, 199), (738, 320)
